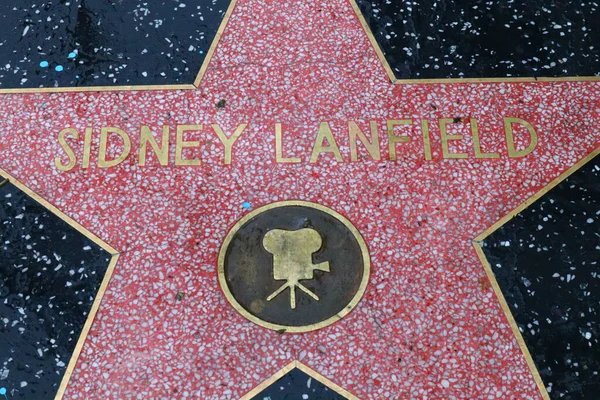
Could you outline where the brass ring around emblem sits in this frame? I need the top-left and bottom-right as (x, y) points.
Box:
(218, 200), (370, 333)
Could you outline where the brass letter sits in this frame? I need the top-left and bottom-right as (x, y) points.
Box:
(212, 123), (247, 165)
(349, 121), (380, 161)
(175, 125), (202, 166)
(139, 125), (170, 166)
(440, 119), (467, 159)
(387, 120), (412, 161)
(82, 127), (93, 168)
(275, 123), (301, 163)
(54, 128), (79, 172)
(471, 119), (499, 159)
(98, 127), (132, 168)
(309, 122), (343, 163)
(421, 120), (432, 161)
(505, 117), (538, 158)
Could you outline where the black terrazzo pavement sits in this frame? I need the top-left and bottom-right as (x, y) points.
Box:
(0, 177), (112, 399)
(482, 154), (600, 398)
(250, 367), (348, 400)
(0, 0), (231, 89)
(357, 0), (600, 80)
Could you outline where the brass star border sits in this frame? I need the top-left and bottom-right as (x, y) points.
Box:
(240, 360), (360, 400)
(0, 167), (120, 400)
(473, 145), (600, 400)
(0, 0), (239, 95)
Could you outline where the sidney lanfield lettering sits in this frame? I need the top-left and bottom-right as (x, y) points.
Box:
(54, 118), (538, 171)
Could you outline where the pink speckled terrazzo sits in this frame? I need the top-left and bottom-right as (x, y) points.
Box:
(0, 0), (599, 399)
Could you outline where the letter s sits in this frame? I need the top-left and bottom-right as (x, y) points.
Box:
(54, 128), (79, 171)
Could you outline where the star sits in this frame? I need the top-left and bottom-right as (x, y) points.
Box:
(0, 0), (598, 398)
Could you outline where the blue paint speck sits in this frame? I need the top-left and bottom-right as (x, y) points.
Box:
(242, 202), (251, 209)
(75, 75), (80, 79)
(0, 387), (6, 395)
(39, 61), (49, 68)
(199, 50), (204, 55)
(55, 65), (64, 72)
(68, 51), (77, 59)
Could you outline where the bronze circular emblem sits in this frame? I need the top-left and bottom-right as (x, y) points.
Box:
(218, 201), (370, 333)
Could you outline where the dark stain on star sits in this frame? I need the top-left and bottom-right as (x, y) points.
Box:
(482, 154), (600, 398)
(356, 0), (600, 80)
(0, 0), (233, 89)
(0, 176), (112, 399)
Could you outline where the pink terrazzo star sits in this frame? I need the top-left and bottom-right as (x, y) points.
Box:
(0, 0), (599, 399)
